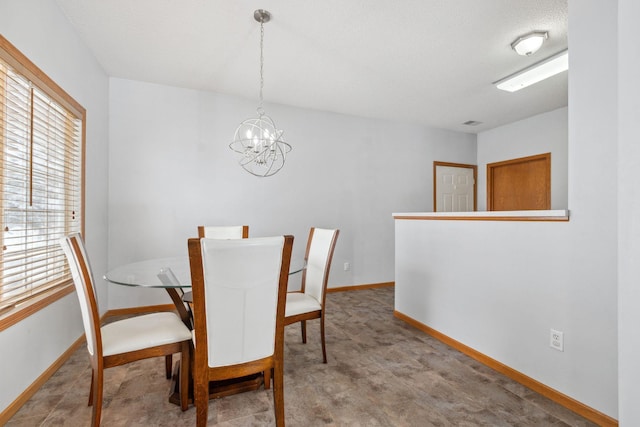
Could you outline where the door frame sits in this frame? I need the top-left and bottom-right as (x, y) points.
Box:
(433, 161), (477, 212)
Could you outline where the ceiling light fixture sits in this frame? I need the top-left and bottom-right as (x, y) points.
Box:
(511, 31), (548, 56)
(229, 9), (291, 177)
(494, 49), (568, 92)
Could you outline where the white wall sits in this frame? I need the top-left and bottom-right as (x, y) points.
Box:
(107, 78), (477, 309)
(395, 1), (618, 418)
(477, 107), (568, 211)
(0, 0), (109, 414)
(617, 0), (640, 424)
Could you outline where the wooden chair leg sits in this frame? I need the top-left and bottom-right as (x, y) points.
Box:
(273, 364), (285, 427)
(195, 377), (208, 427)
(301, 320), (307, 344)
(165, 355), (173, 379)
(264, 368), (271, 390)
(320, 314), (327, 363)
(90, 368), (104, 427)
(179, 343), (189, 411)
(88, 369), (94, 406)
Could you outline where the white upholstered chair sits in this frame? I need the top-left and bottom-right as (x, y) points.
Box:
(164, 225), (249, 377)
(188, 235), (293, 427)
(60, 233), (192, 426)
(284, 228), (339, 363)
(197, 225), (249, 239)
(168, 224), (249, 376)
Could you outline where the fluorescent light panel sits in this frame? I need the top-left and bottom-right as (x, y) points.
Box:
(495, 49), (568, 92)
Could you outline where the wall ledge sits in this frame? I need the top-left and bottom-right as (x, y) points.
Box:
(393, 210), (569, 222)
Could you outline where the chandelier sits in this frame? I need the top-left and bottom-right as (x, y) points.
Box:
(229, 9), (291, 177)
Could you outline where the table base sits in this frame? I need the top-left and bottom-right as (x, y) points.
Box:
(168, 363), (264, 406)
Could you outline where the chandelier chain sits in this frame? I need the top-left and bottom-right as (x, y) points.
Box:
(258, 21), (265, 115)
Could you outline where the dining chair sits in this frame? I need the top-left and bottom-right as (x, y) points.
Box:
(60, 233), (192, 426)
(197, 225), (249, 239)
(168, 224), (248, 377)
(284, 228), (339, 363)
(188, 235), (293, 427)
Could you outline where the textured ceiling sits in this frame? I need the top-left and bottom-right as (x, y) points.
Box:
(55, 0), (568, 133)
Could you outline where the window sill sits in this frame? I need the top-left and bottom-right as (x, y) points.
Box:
(0, 283), (75, 332)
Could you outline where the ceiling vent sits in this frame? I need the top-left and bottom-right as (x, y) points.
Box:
(463, 120), (482, 126)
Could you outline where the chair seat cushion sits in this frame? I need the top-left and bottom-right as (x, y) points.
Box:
(285, 292), (321, 318)
(101, 312), (192, 356)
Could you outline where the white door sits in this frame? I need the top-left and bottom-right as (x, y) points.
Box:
(435, 165), (475, 212)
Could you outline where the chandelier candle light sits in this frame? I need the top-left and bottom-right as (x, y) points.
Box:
(229, 9), (291, 177)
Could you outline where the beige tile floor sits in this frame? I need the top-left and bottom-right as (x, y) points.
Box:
(7, 287), (597, 426)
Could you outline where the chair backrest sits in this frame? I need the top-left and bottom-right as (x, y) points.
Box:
(60, 233), (101, 358)
(188, 236), (293, 368)
(197, 225), (249, 239)
(302, 228), (339, 305)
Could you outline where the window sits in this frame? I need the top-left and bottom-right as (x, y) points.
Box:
(0, 36), (85, 325)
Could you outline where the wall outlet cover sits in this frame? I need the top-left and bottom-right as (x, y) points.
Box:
(550, 329), (564, 351)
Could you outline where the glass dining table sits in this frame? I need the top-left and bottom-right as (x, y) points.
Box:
(104, 257), (194, 329)
(105, 255), (304, 288)
(104, 256), (304, 314)
(104, 255), (304, 406)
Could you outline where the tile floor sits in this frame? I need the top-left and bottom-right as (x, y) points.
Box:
(7, 287), (597, 426)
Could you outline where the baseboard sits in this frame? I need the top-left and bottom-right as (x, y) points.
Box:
(327, 281), (394, 293)
(0, 335), (85, 425)
(393, 310), (618, 427)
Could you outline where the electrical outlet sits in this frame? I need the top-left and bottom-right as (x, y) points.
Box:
(343, 262), (350, 271)
(550, 329), (564, 351)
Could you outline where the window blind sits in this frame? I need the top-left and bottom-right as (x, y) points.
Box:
(0, 41), (84, 313)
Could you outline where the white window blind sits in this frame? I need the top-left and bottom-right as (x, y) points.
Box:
(0, 41), (84, 313)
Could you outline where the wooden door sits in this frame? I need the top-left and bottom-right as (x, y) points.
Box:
(487, 153), (550, 211)
(433, 162), (477, 212)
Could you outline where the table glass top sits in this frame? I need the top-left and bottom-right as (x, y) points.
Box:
(104, 256), (305, 288)
(104, 257), (192, 288)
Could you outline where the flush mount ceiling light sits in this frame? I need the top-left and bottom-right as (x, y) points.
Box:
(229, 9), (291, 177)
(494, 49), (568, 92)
(511, 31), (548, 56)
